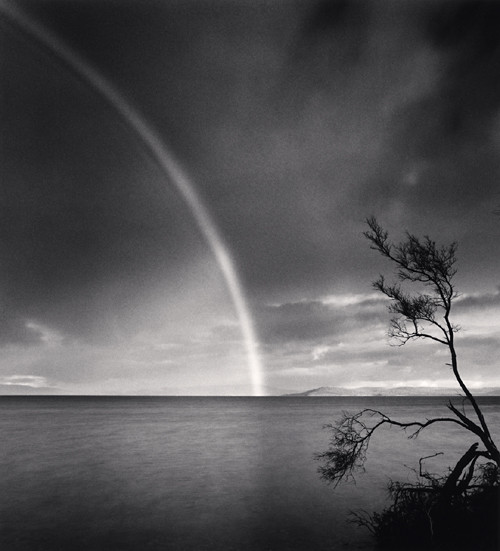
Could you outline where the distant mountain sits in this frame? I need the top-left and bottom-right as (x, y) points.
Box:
(284, 386), (500, 397)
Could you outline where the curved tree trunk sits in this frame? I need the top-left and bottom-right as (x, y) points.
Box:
(441, 443), (479, 501)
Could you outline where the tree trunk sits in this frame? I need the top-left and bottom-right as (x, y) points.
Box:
(441, 443), (478, 500)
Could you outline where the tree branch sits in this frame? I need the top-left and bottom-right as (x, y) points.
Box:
(316, 409), (467, 487)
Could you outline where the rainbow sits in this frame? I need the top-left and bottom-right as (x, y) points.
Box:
(0, 1), (264, 396)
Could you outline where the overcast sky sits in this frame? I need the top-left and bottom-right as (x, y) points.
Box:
(1, 0), (500, 395)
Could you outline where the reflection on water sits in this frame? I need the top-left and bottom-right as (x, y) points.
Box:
(0, 396), (498, 550)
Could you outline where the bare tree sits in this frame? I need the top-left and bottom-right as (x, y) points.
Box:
(317, 217), (500, 495)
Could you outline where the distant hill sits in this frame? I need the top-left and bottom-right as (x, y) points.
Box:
(284, 386), (500, 397)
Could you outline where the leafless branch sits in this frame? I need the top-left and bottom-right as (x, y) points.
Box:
(316, 409), (467, 487)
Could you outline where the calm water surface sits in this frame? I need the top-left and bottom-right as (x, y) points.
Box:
(0, 396), (498, 550)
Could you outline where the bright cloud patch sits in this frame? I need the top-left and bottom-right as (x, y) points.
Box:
(0, 375), (49, 388)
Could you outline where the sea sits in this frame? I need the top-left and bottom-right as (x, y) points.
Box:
(0, 396), (498, 551)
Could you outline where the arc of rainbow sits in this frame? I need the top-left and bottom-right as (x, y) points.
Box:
(0, 1), (264, 396)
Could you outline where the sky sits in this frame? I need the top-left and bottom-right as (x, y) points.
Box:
(0, 0), (500, 395)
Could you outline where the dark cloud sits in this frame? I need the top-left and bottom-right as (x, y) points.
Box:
(304, 0), (352, 33)
(414, 1), (500, 144)
(455, 289), (500, 311)
(259, 301), (338, 343)
(290, 0), (371, 85)
(363, 1), (500, 224)
(458, 340), (500, 369)
(257, 296), (385, 344)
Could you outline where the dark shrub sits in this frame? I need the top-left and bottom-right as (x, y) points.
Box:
(351, 465), (499, 551)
